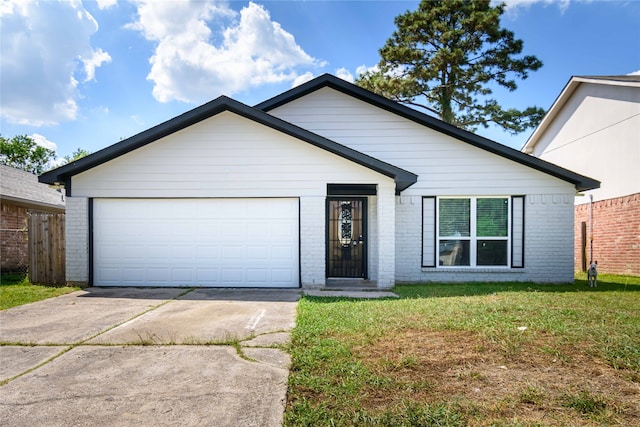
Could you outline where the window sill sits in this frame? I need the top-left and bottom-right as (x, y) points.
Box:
(422, 266), (523, 273)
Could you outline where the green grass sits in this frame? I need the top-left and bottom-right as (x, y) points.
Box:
(0, 273), (81, 310)
(285, 274), (640, 426)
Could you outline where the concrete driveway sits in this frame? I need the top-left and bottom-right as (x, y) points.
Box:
(0, 287), (300, 427)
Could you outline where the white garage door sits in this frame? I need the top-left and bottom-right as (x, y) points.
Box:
(93, 198), (299, 287)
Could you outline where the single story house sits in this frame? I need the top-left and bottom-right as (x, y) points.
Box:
(522, 75), (639, 275)
(1, 164), (66, 272)
(40, 74), (599, 288)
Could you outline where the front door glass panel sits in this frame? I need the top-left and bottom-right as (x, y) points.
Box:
(327, 198), (366, 278)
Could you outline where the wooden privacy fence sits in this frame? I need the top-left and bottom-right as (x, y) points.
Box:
(28, 212), (65, 285)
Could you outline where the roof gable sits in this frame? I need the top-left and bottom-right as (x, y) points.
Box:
(523, 75), (640, 154)
(39, 96), (417, 193)
(256, 74), (600, 192)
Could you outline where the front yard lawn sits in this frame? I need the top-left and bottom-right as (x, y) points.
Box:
(285, 274), (640, 426)
(0, 273), (81, 310)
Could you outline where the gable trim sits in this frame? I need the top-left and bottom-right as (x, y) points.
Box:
(39, 96), (417, 193)
(256, 74), (600, 192)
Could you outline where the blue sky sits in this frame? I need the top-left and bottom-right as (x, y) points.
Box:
(1, 0), (639, 167)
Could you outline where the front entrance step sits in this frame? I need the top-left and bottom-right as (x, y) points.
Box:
(325, 278), (379, 290)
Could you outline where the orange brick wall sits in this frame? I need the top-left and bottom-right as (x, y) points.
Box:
(1, 202), (29, 272)
(574, 193), (640, 276)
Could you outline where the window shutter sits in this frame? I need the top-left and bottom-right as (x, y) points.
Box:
(422, 197), (436, 267)
(511, 196), (525, 268)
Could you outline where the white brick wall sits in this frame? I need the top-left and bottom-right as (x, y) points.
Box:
(65, 197), (89, 285)
(300, 196), (326, 287)
(395, 195), (423, 282)
(395, 193), (575, 283)
(376, 184), (396, 288)
(522, 194), (575, 283)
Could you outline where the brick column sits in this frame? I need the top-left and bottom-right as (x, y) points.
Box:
(65, 197), (89, 286)
(300, 196), (326, 288)
(376, 183), (396, 289)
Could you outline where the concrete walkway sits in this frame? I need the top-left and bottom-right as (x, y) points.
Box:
(304, 289), (399, 299)
(0, 288), (299, 427)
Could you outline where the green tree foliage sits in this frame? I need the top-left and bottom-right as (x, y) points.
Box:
(357, 0), (545, 134)
(63, 148), (91, 164)
(0, 134), (56, 174)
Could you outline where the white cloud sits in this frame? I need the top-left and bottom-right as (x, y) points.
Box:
(31, 133), (58, 152)
(83, 48), (112, 82)
(496, 0), (571, 15)
(356, 64), (379, 78)
(96, 0), (117, 10)
(128, 1), (322, 103)
(0, 0), (110, 126)
(292, 72), (315, 88)
(335, 68), (354, 83)
(628, 70), (640, 76)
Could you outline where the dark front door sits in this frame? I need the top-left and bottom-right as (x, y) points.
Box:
(327, 198), (367, 278)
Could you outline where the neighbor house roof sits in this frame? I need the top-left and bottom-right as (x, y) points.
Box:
(39, 96), (418, 193)
(1, 164), (65, 211)
(256, 74), (600, 192)
(522, 75), (640, 155)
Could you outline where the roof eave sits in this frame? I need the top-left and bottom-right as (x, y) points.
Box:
(0, 195), (65, 212)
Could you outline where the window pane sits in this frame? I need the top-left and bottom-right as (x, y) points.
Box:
(477, 240), (508, 266)
(477, 198), (508, 237)
(439, 199), (470, 237)
(439, 240), (470, 266)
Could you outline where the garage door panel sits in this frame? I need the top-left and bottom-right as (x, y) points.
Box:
(272, 269), (294, 282)
(93, 198), (299, 287)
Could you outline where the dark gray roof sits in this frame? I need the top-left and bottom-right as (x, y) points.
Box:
(39, 96), (418, 193)
(256, 74), (600, 192)
(1, 164), (65, 211)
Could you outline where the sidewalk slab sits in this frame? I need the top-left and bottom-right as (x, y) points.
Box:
(0, 345), (288, 427)
(0, 346), (67, 382)
(0, 288), (185, 344)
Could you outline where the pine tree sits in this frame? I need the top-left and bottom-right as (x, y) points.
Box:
(357, 0), (544, 134)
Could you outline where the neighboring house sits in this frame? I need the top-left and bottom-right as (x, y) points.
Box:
(1, 164), (66, 272)
(40, 74), (598, 288)
(523, 75), (640, 276)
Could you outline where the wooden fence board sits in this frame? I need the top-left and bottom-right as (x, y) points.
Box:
(28, 212), (65, 285)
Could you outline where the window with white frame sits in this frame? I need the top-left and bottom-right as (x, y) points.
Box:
(422, 196), (525, 268)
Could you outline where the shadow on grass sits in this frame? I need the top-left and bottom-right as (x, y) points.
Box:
(301, 275), (640, 303)
(301, 276), (640, 303)
(394, 276), (640, 299)
(0, 272), (29, 286)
